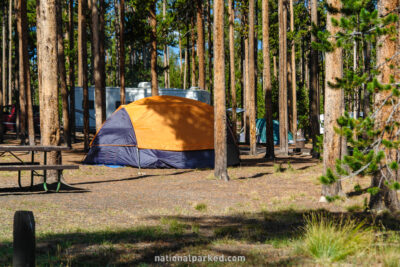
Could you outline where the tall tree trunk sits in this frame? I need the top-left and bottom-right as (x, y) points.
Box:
(163, 0), (168, 88)
(2, 4), (7, 116)
(278, 0), (288, 155)
(149, 0), (158, 96)
(17, 0), (27, 144)
(78, 0), (89, 151)
(273, 55), (277, 79)
(322, 0), (343, 198)
(262, 0), (274, 159)
(310, 0), (320, 157)
(68, 0), (76, 143)
(207, 0), (213, 98)
(99, 0), (106, 121)
(228, 0), (236, 141)
(184, 47), (188, 89)
(369, 0), (400, 212)
(248, 0), (256, 155)
(214, 0), (229, 181)
(37, 0), (61, 182)
(362, 41), (371, 117)
(91, 0), (103, 131)
(0, 4), (5, 142)
(119, 0), (125, 105)
(197, 0), (205, 90)
(56, 0), (71, 147)
(244, 26), (249, 143)
(179, 33), (182, 77)
(290, 0), (297, 145)
(8, 0), (12, 105)
(20, 0), (34, 145)
(191, 17), (196, 88)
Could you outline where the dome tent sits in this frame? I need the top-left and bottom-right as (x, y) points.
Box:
(83, 95), (240, 169)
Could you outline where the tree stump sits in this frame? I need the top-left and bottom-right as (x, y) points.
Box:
(13, 211), (35, 267)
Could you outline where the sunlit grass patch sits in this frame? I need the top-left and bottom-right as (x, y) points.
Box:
(194, 203), (207, 212)
(298, 213), (374, 263)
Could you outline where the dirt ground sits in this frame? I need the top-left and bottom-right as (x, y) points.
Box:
(0, 139), (383, 265)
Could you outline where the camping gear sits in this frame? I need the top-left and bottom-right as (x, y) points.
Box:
(83, 95), (240, 169)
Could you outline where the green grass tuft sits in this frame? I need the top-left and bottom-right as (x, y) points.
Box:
(160, 217), (186, 235)
(194, 203), (207, 212)
(299, 213), (374, 263)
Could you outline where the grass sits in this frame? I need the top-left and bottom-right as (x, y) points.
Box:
(273, 163), (284, 173)
(0, 209), (399, 266)
(298, 213), (374, 263)
(194, 203), (207, 212)
(160, 217), (187, 235)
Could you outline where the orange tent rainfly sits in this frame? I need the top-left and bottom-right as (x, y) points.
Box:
(84, 95), (240, 168)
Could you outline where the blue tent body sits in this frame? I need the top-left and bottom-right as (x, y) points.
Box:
(256, 119), (293, 145)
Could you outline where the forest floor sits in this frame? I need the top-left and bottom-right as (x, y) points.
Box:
(0, 138), (399, 266)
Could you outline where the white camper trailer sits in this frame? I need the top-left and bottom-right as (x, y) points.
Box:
(74, 83), (211, 131)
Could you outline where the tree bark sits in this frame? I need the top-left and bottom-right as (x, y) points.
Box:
(322, 0), (343, 198)
(99, 0), (106, 121)
(78, 0), (89, 150)
(119, 0), (125, 105)
(197, 0), (205, 90)
(278, 0), (288, 155)
(289, 0), (297, 145)
(228, 0), (237, 142)
(214, 0), (229, 181)
(56, 0), (71, 147)
(2, 4), (7, 123)
(207, 0), (213, 98)
(262, 0), (274, 159)
(17, 0), (27, 144)
(179, 33), (182, 79)
(37, 0), (61, 182)
(248, 0), (256, 155)
(0, 4), (5, 142)
(184, 47), (188, 89)
(369, 0), (400, 212)
(8, 0), (12, 105)
(149, 0), (158, 96)
(163, 0), (168, 88)
(91, 0), (103, 131)
(310, 0), (320, 157)
(68, 0), (76, 143)
(244, 26), (249, 143)
(191, 17), (196, 88)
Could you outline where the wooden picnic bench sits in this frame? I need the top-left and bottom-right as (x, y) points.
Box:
(0, 145), (79, 192)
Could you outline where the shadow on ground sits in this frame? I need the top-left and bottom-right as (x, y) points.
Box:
(1, 209), (399, 266)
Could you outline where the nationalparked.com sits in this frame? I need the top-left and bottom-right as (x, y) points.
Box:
(154, 254), (246, 263)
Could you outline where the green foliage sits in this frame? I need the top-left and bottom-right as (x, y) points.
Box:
(318, 0), (400, 200)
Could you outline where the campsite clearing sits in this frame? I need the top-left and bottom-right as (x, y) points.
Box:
(0, 141), (398, 266)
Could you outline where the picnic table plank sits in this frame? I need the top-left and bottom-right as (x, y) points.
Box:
(0, 165), (79, 171)
(0, 145), (72, 152)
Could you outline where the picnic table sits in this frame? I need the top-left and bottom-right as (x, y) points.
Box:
(0, 145), (79, 192)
